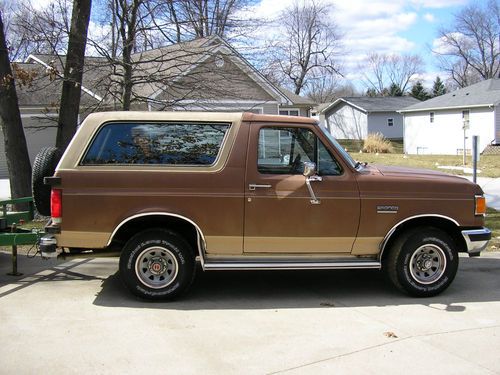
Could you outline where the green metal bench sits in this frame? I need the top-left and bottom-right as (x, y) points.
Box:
(0, 197), (45, 275)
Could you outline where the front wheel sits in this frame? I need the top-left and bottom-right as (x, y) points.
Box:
(119, 229), (196, 300)
(384, 227), (459, 297)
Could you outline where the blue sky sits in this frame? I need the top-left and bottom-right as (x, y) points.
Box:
(249, 0), (480, 88)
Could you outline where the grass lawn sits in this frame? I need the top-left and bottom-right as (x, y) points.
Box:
(356, 154), (500, 178)
(486, 208), (500, 250)
(338, 139), (500, 178)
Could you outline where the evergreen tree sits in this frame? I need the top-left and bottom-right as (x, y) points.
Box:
(366, 88), (377, 97)
(388, 83), (403, 96)
(410, 81), (430, 101)
(432, 76), (447, 97)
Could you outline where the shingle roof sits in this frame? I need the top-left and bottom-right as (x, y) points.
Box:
(21, 36), (311, 107)
(323, 96), (420, 114)
(13, 62), (101, 107)
(400, 79), (500, 112)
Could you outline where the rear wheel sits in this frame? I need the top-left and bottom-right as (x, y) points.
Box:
(119, 229), (196, 300)
(384, 227), (459, 297)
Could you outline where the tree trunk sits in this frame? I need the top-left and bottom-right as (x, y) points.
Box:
(0, 12), (32, 205)
(55, 0), (92, 151)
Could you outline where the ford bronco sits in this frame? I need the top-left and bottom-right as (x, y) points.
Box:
(33, 111), (491, 300)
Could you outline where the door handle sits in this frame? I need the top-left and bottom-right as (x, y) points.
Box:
(249, 184), (272, 191)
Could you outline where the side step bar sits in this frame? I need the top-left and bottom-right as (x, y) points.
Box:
(202, 258), (381, 271)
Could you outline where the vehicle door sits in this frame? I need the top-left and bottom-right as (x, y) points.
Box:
(243, 123), (360, 254)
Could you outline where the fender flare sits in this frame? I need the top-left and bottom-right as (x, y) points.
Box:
(378, 214), (460, 261)
(107, 212), (208, 266)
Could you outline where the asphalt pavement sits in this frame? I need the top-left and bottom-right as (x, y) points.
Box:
(1, 251), (500, 374)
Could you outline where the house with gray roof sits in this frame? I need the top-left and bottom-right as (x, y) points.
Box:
(0, 36), (314, 178)
(400, 79), (500, 155)
(321, 96), (420, 140)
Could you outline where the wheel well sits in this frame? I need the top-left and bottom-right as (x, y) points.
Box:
(380, 216), (466, 262)
(110, 215), (199, 256)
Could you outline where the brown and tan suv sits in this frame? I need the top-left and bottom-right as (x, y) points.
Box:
(33, 111), (491, 300)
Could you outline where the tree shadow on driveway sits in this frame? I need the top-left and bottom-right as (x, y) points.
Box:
(92, 255), (500, 311)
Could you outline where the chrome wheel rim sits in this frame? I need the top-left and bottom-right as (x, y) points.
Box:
(135, 246), (178, 289)
(409, 244), (447, 285)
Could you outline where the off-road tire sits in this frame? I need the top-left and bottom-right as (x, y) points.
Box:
(384, 227), (459, 297)
(119, 229), (196, 301)
(32, 147), (62, 216)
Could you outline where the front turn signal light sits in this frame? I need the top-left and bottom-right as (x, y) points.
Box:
(475, 196), (486, 216)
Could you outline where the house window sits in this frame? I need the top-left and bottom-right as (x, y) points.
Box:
(387, 118), (394, 127)
(430, 112), (434, 123)
(279, 109), (300, 116)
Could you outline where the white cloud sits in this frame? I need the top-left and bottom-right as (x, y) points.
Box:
(410, 0), (468, 9)
(424, 13), (435, 22)
(431, 32), (464, 54)
(85, 21), (112, 56)
(29, 0), (65, 11)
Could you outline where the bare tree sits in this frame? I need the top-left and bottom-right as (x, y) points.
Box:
(265, 0), (342, 95)
(0, 11), (32, 202)
(56, 0), (92, 150)
(6, 0), (267, 113)
(362, 52), (423, 96)
(434, 0), (500, 88)
(87, 0), (260, 111)
(9, 0), (71, 61)
(147, 0), (254, 43)
(306, 73), (356, 103)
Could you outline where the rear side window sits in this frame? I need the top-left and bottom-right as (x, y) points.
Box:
(81, 122), (230, 165)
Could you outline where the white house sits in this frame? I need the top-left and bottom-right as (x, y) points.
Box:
(400, 79), (500, 155)
(321, 96), (420, 140)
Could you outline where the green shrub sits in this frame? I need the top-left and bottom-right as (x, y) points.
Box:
(363, 133), (394, 153)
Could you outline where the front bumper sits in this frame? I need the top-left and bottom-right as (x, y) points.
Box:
(461, 228), (492, 256)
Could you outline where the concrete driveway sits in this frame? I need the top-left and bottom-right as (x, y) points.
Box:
(1, 252), (499, 374)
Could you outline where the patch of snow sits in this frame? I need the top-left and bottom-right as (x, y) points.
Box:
(0, 179), (11, 200)
(437, 166), (481, 174)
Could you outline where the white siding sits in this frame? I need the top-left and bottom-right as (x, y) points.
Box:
(495, 105), (500, 143)
(404, 107), (495, 154)
(367, 112), (404, 139)
(0, 116), (57, 179)
(325, 103), (367, 140)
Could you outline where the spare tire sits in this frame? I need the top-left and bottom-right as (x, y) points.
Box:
(32, 147), (62, 216)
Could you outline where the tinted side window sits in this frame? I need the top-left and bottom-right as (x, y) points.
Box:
(81, 122), (230, 165)
(257, 127), (342, 175)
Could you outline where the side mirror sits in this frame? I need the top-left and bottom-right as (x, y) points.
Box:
(302, 161), (321, 205)
(302, 161), (317, 177)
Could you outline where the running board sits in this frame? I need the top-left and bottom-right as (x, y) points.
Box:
(202, 258), (381, 271)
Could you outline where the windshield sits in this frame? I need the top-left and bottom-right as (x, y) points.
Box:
(318, 126), (359, 169)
